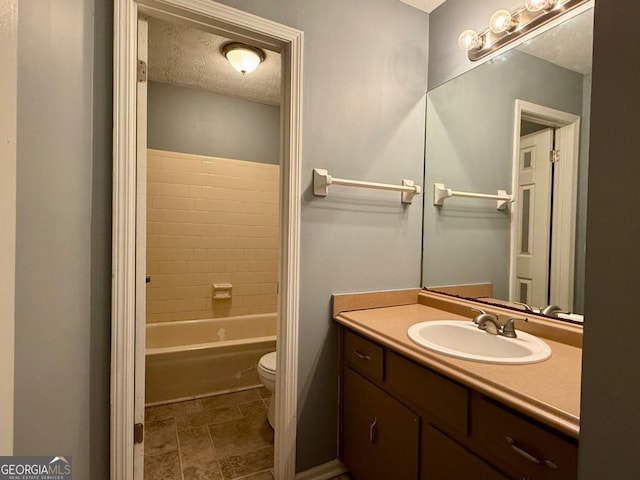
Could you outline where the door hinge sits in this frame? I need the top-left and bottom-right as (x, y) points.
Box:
(549, 149), (560, 163)
(137, 60), (147, 83)
(134, 423), (144, 444)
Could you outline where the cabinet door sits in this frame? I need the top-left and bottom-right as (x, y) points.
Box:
(423, 424), (511, 480)
(343, 367), (419, 480)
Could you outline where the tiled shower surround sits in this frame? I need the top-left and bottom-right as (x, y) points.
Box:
(146, 149), (280, 323)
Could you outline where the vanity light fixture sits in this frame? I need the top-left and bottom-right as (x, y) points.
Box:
(489, 9), (518, 34)
(458, 0), (588, 61)
(458, 29), (483, 51)
(222, 42), (266, 75)
(524, 0), (558, 12)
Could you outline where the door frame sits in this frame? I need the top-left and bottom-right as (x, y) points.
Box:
(111, 1), (303, 479)
(509, 100), (580, 310)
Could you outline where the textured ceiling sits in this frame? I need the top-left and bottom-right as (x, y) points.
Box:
(516, 8), (594, 75)
(148, 17), (282, 105)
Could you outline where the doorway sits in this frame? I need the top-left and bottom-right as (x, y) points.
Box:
(509, 100), (580, 312)
(112, 1), (303, 479)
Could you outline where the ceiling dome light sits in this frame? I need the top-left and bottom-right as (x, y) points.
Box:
(524, 0), (557, 12)
(458, 30), (483, 51)
(222, 43), (266, 75)
(489, 9), (518, 34)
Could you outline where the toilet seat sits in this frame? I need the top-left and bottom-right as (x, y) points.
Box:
(259, 351), (277, 374)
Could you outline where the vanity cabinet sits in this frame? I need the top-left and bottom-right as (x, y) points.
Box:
(339, 328), (578, 480)
(343, 367), (419, 480)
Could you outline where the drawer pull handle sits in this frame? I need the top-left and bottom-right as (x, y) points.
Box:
(354, 350), (372, 361)
(369, 417), (378, 443)
(505, 437), (558, 470)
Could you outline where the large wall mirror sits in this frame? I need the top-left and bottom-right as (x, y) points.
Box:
(422, 7), (593, 321)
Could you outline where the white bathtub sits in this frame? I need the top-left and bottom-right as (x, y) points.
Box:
(145, 313), (277, 405)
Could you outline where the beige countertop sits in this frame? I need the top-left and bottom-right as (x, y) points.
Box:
(335, 300), (581, 439)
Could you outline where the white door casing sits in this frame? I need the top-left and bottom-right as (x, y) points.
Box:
(112, 2), (303, 480)
(549, 123), (579, 310)
(515, 128), (553, 307)
(133, 15), (148, 478)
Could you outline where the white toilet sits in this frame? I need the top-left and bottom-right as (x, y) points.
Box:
(257, 351), (277, 428)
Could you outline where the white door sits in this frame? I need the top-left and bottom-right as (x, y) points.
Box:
(514, 128), (553, 307)
(134, 15), (148, 480)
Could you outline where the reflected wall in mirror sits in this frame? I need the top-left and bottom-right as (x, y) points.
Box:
(422, 8), (593, 319)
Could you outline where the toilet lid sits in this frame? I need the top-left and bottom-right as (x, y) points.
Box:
(259, 351), (277, 373)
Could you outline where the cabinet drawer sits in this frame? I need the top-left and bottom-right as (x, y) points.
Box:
(344, 330), (384, 382)
(386, 351), (469, 435)
(422, 424), (509, 480)
(471, 396), (578, 480)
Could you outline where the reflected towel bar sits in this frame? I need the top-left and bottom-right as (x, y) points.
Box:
(433, 183), (514, 210)
(313, 168), (422, 204)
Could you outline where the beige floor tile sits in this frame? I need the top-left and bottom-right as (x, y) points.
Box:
(238, 400), (267, 417)
(234, 470), (273, 480)
(144, 451), (182, 480)
(182, 459), (223, 480)
(208, 413), (273, 458)
(145, 419), (178, 456)
(176, 405), (243, 432)
(218, 445), (274, 480)
(255, 387), (271, 399)
(201, 390), (261, 410)
(146, 399), (203, 422)
(179, 426), (217, 464)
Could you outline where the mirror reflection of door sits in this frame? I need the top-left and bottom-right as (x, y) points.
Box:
(510, 103), (581, 314)
(515, 128), (553, 307)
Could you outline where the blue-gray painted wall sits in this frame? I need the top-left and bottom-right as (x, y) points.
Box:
(13, 0), (427, 475)
(147, 81), (281, 165)
(208, 1), (429, 470)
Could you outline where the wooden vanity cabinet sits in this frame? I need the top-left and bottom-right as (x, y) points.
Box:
(422, 424), (509, 480)
(342, 367), (420, 480)
(339, 328), (578, 480)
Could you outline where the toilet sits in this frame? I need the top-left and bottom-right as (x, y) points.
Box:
(257, 351), (277, 428)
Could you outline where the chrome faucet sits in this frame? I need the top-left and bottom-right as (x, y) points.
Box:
(514, 301), (535, 313)
(471, 307), (500, 334)
(540, 304), (567, 318)
(470, 307), (528, 338)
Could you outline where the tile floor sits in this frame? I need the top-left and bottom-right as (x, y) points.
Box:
(144, 386), (353, 480)
(145, 387), (274, 480)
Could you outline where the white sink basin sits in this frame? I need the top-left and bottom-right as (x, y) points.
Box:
(407, 320), (551, 364)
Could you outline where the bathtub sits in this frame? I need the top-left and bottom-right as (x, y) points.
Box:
(145, 313), (276, 405)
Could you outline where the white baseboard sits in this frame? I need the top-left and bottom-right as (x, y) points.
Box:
(295, 459), (348, 480)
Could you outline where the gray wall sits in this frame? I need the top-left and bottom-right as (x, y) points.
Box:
(148, 81), (280, 164)
(580, 1), (640, 478)
(428, 0), (524, 89)
(13, 0), (427, 476)
(14, 0), (112, 478)
(211, 0), (428, 471)
(422, 50), (584, 300)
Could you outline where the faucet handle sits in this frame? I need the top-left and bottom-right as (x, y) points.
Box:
(502, 317), (528, 338)
(470, 307), (486, 324)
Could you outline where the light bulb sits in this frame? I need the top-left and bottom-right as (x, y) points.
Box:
(458, 30), (483, 51)
(524, 0), (557, 12)
(489, 9), (517, 34)
(222, 43), (265, 75)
